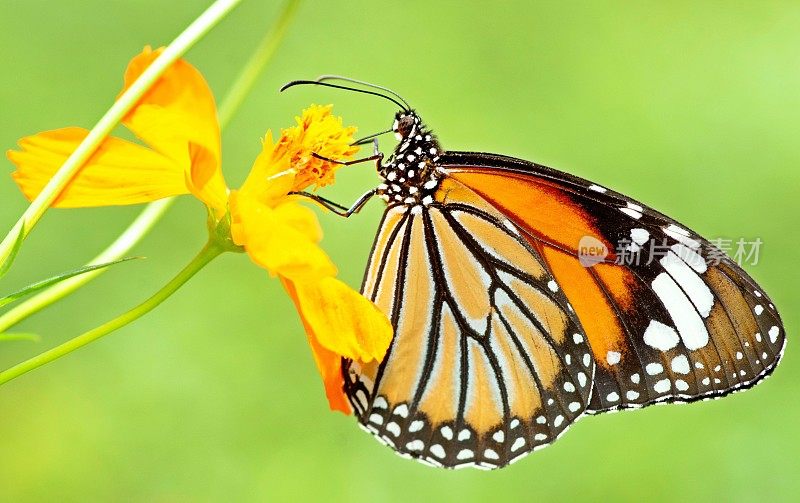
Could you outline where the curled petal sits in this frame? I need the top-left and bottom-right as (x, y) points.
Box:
(291, 276), (392, 363)
(282, 276), (393, 413)
(238, 131), (295, 208)
(121, 47), (227, 214)
(8, 127), (186, 207)
(282, 277), (351, 413)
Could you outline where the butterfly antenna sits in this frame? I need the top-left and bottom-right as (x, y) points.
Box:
(315, 75), (412, 111)
(280, 80), (410, 112)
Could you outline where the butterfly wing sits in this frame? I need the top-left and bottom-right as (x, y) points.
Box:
(440, 151), (786, 414)
(343, 178), (595, 469)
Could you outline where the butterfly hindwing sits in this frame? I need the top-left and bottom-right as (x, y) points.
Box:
(344, 178), (595, 469)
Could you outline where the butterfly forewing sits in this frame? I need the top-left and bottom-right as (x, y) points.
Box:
(442, 152), (785, 413)
(344, 178), (595, 469)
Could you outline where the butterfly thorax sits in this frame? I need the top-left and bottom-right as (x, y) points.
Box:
(377, 111), (442, 211)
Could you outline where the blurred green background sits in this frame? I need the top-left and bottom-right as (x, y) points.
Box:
(1, 1), (798, 501)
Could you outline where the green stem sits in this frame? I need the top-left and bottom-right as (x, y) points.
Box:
(0, 199), (172, 333)
(0, 240), (223, 386)
(0, 0), (243, 271)
(0, 0), (302, 332)
(0, 333), (40, 343)
(217, 0), (301, 127)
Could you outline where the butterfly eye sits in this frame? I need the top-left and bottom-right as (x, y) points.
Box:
(395, 115), (416, 139)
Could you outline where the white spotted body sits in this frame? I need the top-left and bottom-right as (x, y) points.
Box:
(377, 112), (442, 210)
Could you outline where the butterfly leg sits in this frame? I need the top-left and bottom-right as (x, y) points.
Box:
(295, 139), (381, 216)
(290, 189), (378, 218)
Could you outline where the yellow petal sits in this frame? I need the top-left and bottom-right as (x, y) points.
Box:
(291, 276), (393, 364)
(282, 278), (352, 414)
(8, 127), (186, 207)
(121, 47), (228, 213)
(237, 131), (295, 208)
(229, 193), (335, 280)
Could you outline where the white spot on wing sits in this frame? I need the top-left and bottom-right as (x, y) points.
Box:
(620, 207), (642, 219)
(631, 228), (650, 245)
(606, 351), (621, 365)
(393, 404), (409, 417)
(654, 379), (671, 393)
(511, 437), (526, 452)
(671, 354), (690, 375)
(671, 243), (707, 273)
(651, 273), (710, 350)
(660, 251), (714, 317)
(643, 320), (680, 351)
(664, 225), (701, 249)
(386, 422), (401, 437)
(406, 440), (424, 451)
(430, 444), (446, 459)
(457, 449), (474, 460)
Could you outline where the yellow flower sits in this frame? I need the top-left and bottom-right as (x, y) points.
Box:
(6, 47), (392, 414)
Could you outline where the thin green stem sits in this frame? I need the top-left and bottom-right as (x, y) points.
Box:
(218, 0), (301, 126)
(0, 241), (224, 386)
(0, 333), (40, 343)
(0, 0), (302, 332)
(0, 0), (243, 271)
(0, 199), (172, 333)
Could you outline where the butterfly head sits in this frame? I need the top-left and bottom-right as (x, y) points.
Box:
(392, 111), (421, 141)
(378, 111), (443, 208)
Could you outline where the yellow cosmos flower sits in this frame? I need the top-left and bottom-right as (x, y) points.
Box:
(6, 47), (391, 413)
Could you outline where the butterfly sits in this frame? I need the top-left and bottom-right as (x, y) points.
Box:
(283, 77), (786, 470)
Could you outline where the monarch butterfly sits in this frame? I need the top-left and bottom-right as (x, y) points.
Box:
(283, 77), (786, 470)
